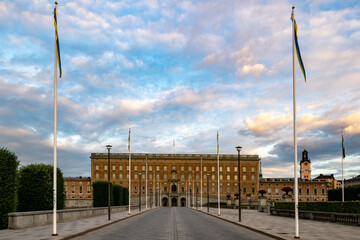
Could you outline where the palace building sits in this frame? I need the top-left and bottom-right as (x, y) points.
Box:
(90, 153), (261, 206)
(259, 149), (328, 201)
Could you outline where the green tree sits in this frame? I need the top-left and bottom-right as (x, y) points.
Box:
(17, 164), (65, 212)
(113, 185), (124, 206)
(93, 181), (114, 207)
(0, 148), (19, 229)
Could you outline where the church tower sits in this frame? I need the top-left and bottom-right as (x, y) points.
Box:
(300, 149), (311, 180)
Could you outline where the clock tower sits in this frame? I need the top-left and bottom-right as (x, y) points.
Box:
(300, 149), (311, 180)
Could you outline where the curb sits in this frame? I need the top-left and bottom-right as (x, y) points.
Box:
(191, 208), (286, 240)
(61, 207), (158, 240)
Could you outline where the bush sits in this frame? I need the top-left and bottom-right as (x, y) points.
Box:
(0, 148), (19, 229)
(93, 181), (114, 207)
(328, 186), (360, 201)
(274, 201), (360, 213)
(123, 187), (129, 205)
(17, 164), (65, 212)
(113, 185), (124, 206)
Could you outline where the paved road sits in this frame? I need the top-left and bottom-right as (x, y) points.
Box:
(72, 207), (273, 240)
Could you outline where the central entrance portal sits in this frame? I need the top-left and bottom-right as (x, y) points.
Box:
(171, 197), (177, 206)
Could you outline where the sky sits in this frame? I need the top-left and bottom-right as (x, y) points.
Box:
(0, 0), (359, 180)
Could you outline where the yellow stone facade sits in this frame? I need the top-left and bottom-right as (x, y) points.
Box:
(90, 153), (261, 204)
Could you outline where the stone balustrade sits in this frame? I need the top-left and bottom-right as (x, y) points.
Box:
(8, 205), (137, 229)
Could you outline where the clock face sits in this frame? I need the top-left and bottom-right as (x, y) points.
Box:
(304, 162), (308, 166)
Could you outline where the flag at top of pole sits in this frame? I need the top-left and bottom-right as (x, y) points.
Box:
(291, 9), (306, 82)
(53, 3), (62, 78)
(342, 135), (346, 158)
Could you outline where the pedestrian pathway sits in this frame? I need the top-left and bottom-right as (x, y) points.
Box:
(199, 207), (360, 240)
(0, 208), (155, 240)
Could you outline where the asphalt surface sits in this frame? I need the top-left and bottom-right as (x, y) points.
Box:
(72, 207), (273, 240)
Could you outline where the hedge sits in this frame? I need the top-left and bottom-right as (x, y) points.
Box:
(93, 181), (114, 207)
(113, 185), (124, 206)
(17, 164), (65, 212)
(328, 186), (360, 201)
(274, 201), (360, 214)
(0, 148), (19, 229)
(123, 187), (129, 205)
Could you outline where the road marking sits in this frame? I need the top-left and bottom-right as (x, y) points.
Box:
(172, 208), (178, 240)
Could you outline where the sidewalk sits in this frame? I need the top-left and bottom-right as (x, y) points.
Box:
(199, 207), (360, 240)
(0, 208), (154, 240)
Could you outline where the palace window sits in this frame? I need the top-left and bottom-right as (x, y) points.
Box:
(134, 165), (138, 171)
(188, 166), (192, 171)
(220, 174), (223, 180)
(234, 175), (238, 181)
(149, 165), (153, 171)
(96, 173), (99, 179)
(120, 173), (123, 179)
(234, 166), (238, 172)
(181, 166), (184, 171)
(251, 175), (255, 180)
(251, 166), (255, 172)
(156, 165), (160, 171)
(181, 174), (184, 180)
(112, 165), (116, 171)
(119, 165), (123, 171)
(104, 173), (107, 179)
(164, 174), (167, 180)
(80, 186), (83, 193)
(243, 175), (246, 180)
(227, 175), (230, 180)
(196, 174), (199, 180)
(242, 166), (246, 172)
(196, 166), (199, 171)
(95, 165), (99, 170)
(134, 174), (137, 179)
(227, 166), (231, 172)
(142, 165), (145, 171)
(219, 166), (223, 172)
(112, 173), (116, 179)
(204, 166), (207, 171)
(104, 165), (108, 171)
(212, 166), (215, 172)
(164, 165), (168, 171)
(212, 174), (215, 180)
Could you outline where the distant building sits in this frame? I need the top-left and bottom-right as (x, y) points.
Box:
(344, 175), (360, 187)
(64, 176), (92, 199)
(259, 149), (328, 201)
(314, 174), (342, 189)
(90, 153), (261, 206)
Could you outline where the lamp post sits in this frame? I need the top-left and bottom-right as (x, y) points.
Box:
(207, 173), (209, 212)
(139, 172), (142, 211)
(236, 146), (242, 222)
(106, 145), (112, 220)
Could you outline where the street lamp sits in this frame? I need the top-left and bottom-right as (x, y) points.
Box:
(106, 144), (112, 220)
(236, 146), (242, 222)
(139, 172), (142, 211)
(207, 173), (209, 212)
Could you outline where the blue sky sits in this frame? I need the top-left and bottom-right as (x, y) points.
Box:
(0, 0), (359, 180)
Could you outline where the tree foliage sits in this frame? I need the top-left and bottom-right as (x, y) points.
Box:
(0, 148), (19, 229)
(93, 181), (114, 207)
(328, 186), (360, 201)
(17, 164), (65, 212)
(113, 185), (124, 206)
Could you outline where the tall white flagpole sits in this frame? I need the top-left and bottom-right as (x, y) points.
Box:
(146, 156), (148, 209)
(292, 6), (300, 239)
(200, 157), (203, 210)
(128, 128), (131, 215)
(217, 131), (220, 216)
(52, 2), (58, 236)
(342, 133), (345, 202)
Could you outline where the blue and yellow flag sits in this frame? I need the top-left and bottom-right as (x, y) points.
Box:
(128, 128), (131, 152)
(291, 14), (306, 82)
(53, 6), (62, 78)
(342, 135), (346, 158)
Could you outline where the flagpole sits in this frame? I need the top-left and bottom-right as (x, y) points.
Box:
(342, 134), (344, 202)
(145, 156), (147, 209)
(292, 6), (300, 239)
(217, 131), (220, 216)
(200, 156), (203, 211)
(128, 128), (131, 215)
(52, 2), (58, 237)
